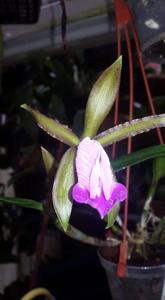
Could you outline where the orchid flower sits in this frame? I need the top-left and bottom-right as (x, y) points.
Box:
(72, 137), (127, 218)
(21, 57), (165, 231)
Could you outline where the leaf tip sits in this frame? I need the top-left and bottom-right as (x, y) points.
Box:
(40, 146), (46, 154)
(112, 55), (122, 71)
(21, 103), (28, 110)
(118, 55), (122, 63)
(62, 223), (68, 232)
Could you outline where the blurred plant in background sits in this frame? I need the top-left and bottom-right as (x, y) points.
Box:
(0, 51), (81, 295)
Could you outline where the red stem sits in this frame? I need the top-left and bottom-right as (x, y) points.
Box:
(122, 23), (134, 242)
(130, 20), (164, 144)
(112, 24), (121, 159)
(117, 22), (134, 277)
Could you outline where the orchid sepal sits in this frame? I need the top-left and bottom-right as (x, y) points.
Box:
(41, 146), (56, 175)
(82, 56), (122, 138)
(21, 104), (80, 146)
(95, 114), (165, 147)
(52, 147), (75, 231)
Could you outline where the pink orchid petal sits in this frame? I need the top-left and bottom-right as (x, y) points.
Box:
(84, 183), (126, 218)
(72, 184), (109, 218)
(89, 155), (101, 199)
(89, 192), (113, 218)
(100, 146), (114, 200)
(110, 182), (128, 202)
(72, 183), (89, 203)
(82, 189), (117, 218)
(75, 137), (100, 190)
(72, 137), (128, 219)
(72, 182), (126, 219)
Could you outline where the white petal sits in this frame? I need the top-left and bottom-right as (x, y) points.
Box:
(75, 137), (100, 190)
(100, 146), (114, 200)
(89, 155), (101, 198)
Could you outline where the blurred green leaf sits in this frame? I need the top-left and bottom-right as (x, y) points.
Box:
(153, 157), (165, 182)
(106, 203), (120, 228)
(82, 56), (122, 138)
(0, 196), (43, 211)
(95, 114), (165, 146)
(139, 155), (165, 230)
(151, 218), (165, 244)
(112, 145), (165, 172)
(21, 104), (80, 146)
(52, 147), (75, 231)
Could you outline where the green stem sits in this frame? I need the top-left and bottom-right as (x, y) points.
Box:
(66, 224), (120, 247)
(139, 180), (157, 231)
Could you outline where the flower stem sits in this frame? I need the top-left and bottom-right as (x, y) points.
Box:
(139, 179), (157, 231)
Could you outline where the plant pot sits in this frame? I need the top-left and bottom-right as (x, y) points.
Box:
(98, 250), (165, 300)
(0, 263), (18, 293)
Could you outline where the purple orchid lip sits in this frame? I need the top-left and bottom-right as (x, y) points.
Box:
(72, 137), (127, 218)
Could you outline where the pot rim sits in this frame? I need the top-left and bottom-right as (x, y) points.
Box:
(97, 250), (165, 279)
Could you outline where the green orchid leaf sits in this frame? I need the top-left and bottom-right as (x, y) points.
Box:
(112, 144), (165, 172)
(52, 147), (75, 232)
(21, 104), (79, 146)
(153, 156), (165, 182)
(106, 203), (120, 228)
(0, 196), (43, 211)
(82, 56), (122, 138)
(95, 114), (165, 146)
(41, 146), (58, 175)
